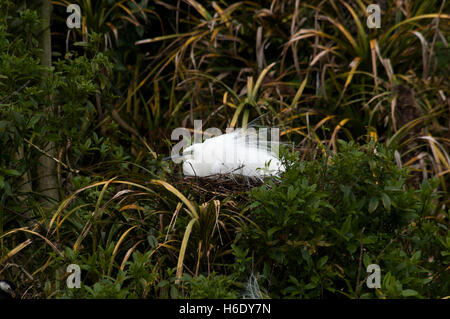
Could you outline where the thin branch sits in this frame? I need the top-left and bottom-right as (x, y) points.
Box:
(355, 227), (365, 298)
(24, 138), (80, 174)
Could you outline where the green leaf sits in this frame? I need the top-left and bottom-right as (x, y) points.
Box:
(363, 253), (371, 269)
(267, 226), (280, 239)
(381, 193), (391, 210)
(3, 181), (12, 196)
(289, 275), (300, 286)
(304, 282), (317, 290)
(74, 41), (88, 47)
(317, 256), (328, 268)
(362, 235), (377, 245)
(28, 115), (41, 128)
(3, 169), (21, 176)
(157, 280), (169, 288)
(347, 242), (358, 254)
(12, 111), (25, 128)
(46, 133), (62, 142)
(340, 215), (352, 237)
(411, 250), (421, 262)
(368, 197), (379, 213)
(247, 201), (260, 210)
(287, 185), (298, 201)
(0, 120), (10, 130)
(301, 248), (312, 267)
(401, 289), (418, 297)
(147, 235), (157, 249)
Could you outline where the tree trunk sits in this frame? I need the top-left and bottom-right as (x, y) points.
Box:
(15, 143), (32, 200)
(37, 0), (59, 205)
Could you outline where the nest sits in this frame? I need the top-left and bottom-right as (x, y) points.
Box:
(169, 168), (275, 200)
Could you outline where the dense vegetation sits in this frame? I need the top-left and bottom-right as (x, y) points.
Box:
(0, 0), (448, 299)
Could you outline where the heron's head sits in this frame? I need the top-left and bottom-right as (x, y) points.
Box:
(182, 144), (212, 177)
(0, 280), (17, 299)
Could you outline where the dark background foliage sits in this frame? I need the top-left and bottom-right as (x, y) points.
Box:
(0, 0), (448, 299)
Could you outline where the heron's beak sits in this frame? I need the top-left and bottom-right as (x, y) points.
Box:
(163, 154), (184, 161)
(9, 288), (17, 299)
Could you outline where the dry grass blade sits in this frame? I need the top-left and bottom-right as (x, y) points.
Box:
(318, 14), (358, 52)
(48, 180), (117, 233)
(135, 32), (196, 45)
(337, 57), (361, 106)
(387, 111), (445, 148)
(330, 118), (350, 151)
(0, 228), (63, 257)
(230, 101), (246, 129)
(251, 62), (276, 99)
(120, 239), (145, 270)
(420, 135), (450, 170)
(165, 202), (182, 241)
(73, 178), (116, 252)
(370, 39), (379, 91)
(186, 0), (212, 20)
(310, 46), (337, 66)
(381, 14), (450, 44)
(410, 31), (429, 79)
(53, 204), (90, 237)
(150, 179), (198, 219)
(175, 218), (196, 284)
(291, 73), (309, 109)
(0, 239), (32, 265)
(108, 225), (138, 276)
(390, 96), (398, 132)
(211, 199), (223, 244)
(314, 115), (336, 131)
(339, 0), (368, 55)
(289, 29), (334, 43)
(119, 204), (145, 212)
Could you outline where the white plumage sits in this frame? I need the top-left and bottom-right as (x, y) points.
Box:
(182, 128), (284, 178)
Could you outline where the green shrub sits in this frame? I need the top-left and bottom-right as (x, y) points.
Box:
(235, 141), (448, 298)
(184, 273), (239, 299)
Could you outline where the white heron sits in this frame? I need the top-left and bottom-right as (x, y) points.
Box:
(181, 127), (285, 179)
